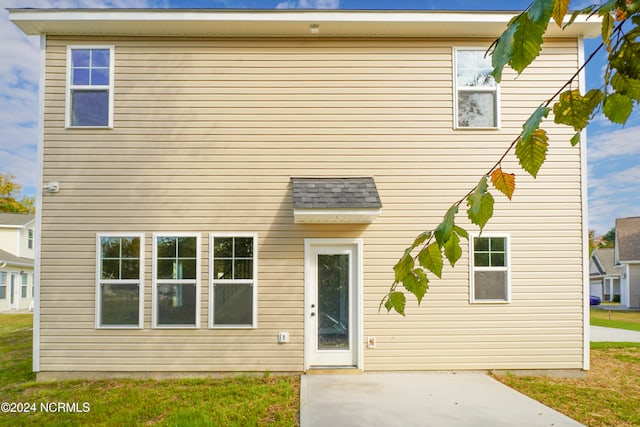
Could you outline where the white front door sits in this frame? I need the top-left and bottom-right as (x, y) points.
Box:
(305, 239), (362, 369)
(9, 273), (18, 310)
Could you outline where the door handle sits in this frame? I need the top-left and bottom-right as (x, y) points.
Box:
(310, 312), (316, 317)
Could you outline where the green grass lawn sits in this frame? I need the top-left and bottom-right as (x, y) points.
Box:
(591, 308), (640, 332)
(0, 314), (299, 426)
(495, 342), (640, 427)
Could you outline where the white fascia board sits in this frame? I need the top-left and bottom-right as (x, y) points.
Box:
(294, 208), (382, 223)
(8, 9), (601, 38)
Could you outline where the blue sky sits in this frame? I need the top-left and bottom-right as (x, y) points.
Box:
(1, 0), (638, 234)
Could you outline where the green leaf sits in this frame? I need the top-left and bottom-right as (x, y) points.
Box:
(611, 72), (640, 101)
(418, 242), (444, 279)
(601, 11), (615, 51)
(467, 176), (495, 230)
(490, 168), (516, 200)
(521, 106), (551, 144)
(610, 41), (640, 80)
(565, 5), (596, 29)
(516, 129), (549, 178)
(443, 231), (462, 268)
(553, 89), (604, 131)
(403, 268), (429, 304)
(434, 205), (458, 246)
(393, 248), (414, 282)
(453, 225), (469, 240)
(570, 132), (581, 147)
(491, 22), (518, 82)
(603, 92), (634, 124)
(552, 0), (570, 27)
(387, 291), (407, 316)
(411, 231), (432, 249)
(510, 14), (545, 74)
(528, 0), (555, 27)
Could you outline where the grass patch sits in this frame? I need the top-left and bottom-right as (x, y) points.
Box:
(591, 309), (640, 332)
(494, 344), (640, 427)
(0, 314), (300, 426)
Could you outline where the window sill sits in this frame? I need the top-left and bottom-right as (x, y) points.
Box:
(470, 300), (510, 304)
(96, 325), (143, 329)
(454, 126), (501, 131)
(210, 325), (256, 329)
(66, 126), (113, 130)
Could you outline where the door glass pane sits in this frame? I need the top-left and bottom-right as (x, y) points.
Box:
(317, 254), (349, 350)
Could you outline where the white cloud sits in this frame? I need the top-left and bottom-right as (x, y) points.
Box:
(276, 0), (339, 9)
(588, 164), (640, 234)
(587, 125), (640, 161)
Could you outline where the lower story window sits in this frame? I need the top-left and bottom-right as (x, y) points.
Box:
(470, 235), (510, 303)
(20, 273), (28, 298)
(0, 272), (6, 299)
(97, 234), (144, 328)
(210, 234), (257, 328)
(154, 234), (200, 327)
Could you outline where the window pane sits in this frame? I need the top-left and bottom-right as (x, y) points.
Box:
(0, 286), (5, 299)
(178, 259), (196, 280)
(101, 237), (120, 258)
(213, 283), (253, 325)
(178, 237), (196, 258)
(157, 259), (175, 280)
(121, 259), (140, 280)
(474, 237), (489, 252)
(491, 252), (505, 267)
(213, 259), (232, 280)
(214, 237), (233, 257)
(91, 49), (110, 67)
(235, 238), (253, 257)
(458, 92), (496, 128)
(102, 259), (120, 280)
(491, 237), (505, 252)
(234, 259), (253, 280)
(474, 271), (507, 300)
(101, 283), (139, 326)
(71, 90), (109, 126)
(72, 68), (90, 85)
(21, 274), (28, 285)
(71, 49), (90, 67)
(157, 237), (176, 258)
(457, 50), (495, 88)
(121, 237), (140, 258)
(157, 283), (196, 325)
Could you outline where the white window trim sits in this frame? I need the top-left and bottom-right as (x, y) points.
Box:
(469, 233), (511, 303)
(209, 232), (258, 329)
(452, 47), (501, 130)
(66, 45), (115, 129)
(152, 232), (201, 329)
(95, 233), (145, 329)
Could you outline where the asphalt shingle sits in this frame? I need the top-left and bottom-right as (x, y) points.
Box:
(291, 177), (382, 209)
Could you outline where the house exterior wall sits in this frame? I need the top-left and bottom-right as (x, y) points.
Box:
(38, 35), (586, 376)
(629, 264), (640, 308)
(0, 228), (19, 256)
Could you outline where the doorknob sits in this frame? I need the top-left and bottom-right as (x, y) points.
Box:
(310, 312), (316, 317)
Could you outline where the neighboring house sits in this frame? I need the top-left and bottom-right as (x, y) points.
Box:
(0, 213), (35, 312)
(615, 217), (640, 309)
(589, 248), (622, 302)
(10, 9), (599, 380)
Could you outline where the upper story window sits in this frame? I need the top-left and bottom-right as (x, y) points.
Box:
(28, 229), (34, 250)
(210, 234), (257, 328)
(67, 46), (114, 128)
(97, 234), (144, 328)
(454, 48), (499, 129)
(470, 235), (510, 303)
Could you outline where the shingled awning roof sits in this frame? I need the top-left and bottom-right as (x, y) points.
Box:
(291, 177), (382, 223)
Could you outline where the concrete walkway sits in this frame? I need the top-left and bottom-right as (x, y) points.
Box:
(300, 372), (583, 427)
(301, 326), (639, 426)
(590, 325), (640, 342)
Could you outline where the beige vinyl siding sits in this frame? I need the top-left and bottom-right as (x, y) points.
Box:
(630, 265), (640, 308)
(39, 36), (585, 374)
